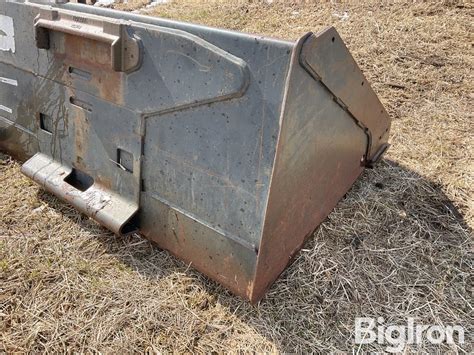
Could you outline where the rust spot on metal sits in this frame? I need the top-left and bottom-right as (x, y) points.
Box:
(54, 33), (125, 105)
(71, 98), (89, 171)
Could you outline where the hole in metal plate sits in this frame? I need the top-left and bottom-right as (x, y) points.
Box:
(68, 66), (92, 81)
(64, 168), (94, 192)
(70, 97), (92, 112)
(117, 148), (134, 173)
(39, 113), (53, 134)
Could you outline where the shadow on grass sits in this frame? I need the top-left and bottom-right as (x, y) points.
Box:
(36, 158), (472, 352)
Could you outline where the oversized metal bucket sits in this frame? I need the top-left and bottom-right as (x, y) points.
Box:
(0, 0), (391, 302)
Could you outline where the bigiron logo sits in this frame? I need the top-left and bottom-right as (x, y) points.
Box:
(354, 317), (466, 352)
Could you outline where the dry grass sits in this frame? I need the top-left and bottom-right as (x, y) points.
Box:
(1, 0), (473, 352)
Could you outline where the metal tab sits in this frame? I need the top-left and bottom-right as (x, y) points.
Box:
(34, 8), (141, 72)
(21, 152), (138, 235)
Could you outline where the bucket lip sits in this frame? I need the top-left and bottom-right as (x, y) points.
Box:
(256, 30), (312, 226)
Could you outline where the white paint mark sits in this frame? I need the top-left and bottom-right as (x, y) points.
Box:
(0, 15), (15, 53)
(0, 76), (17, 86)
(0, 104), (13, 114)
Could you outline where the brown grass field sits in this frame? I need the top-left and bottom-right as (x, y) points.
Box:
(1, 0), (472, 352)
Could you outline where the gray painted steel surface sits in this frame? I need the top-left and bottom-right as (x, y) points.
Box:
(0, 0), (391, 302)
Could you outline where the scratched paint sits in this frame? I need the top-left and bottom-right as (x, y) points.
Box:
(0, 15), (15, 53)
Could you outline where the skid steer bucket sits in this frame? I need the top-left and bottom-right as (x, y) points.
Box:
(0, 0), (391, 302)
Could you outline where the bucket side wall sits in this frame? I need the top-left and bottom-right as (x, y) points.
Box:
(251, 33), (368, 302)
